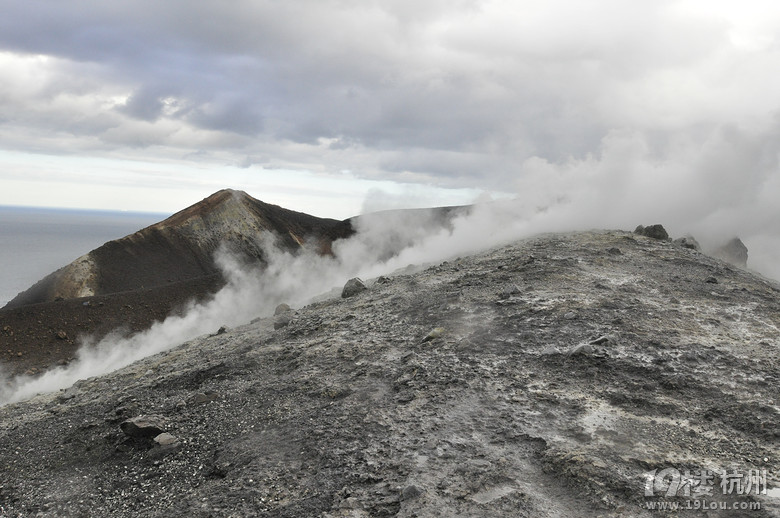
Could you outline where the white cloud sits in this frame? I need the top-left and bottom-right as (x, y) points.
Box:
(0, 0), (776, 270)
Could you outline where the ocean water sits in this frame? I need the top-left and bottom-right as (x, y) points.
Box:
(0, 206), (168, 307)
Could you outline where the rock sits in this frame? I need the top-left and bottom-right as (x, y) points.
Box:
(320, 385), (352, 399)
(714, 237), (748, 268)
(341, 278), (367, 298)
(500, 284), (522, 298)
(119, 415), (166, 439)
(58, 390), (76, 402)
(422, 327), (445, 342)
(634, 224), (669, 240)
(673, 236), (701, 250)
(55, 330), (68, 340)
(606, 247), (622, 255)
(215, 326), (228, 335)
(375, 276), (392, 285)
(274, 303), (291, 315)
(401, 484), (423, 501)
(148, 432), (182, 459)
(153, 432), (180, 447)
(705, 276), (718, 284)
(567, 343), (593, 357)
(563, 311), (576, 320)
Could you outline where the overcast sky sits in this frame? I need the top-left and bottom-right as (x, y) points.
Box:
(1, 0), (779, 227)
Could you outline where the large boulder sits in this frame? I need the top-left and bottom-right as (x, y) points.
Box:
(714, 237), (748, 268)
(341, 278), (367, 298)
(634, 224), (669, 240)
(273, 303), (293, 329)
(274, 303), (291, 315)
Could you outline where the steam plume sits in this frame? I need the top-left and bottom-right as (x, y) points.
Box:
(2, 138), (779, 405)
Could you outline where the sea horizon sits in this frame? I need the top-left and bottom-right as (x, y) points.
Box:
(0, 205), (169, 307)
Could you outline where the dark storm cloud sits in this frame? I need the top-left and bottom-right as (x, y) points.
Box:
(1, 0), (780, 280)
(0, 2), (625, 159)
(1, 0), (779, 194)
(119, 86), (171, 122)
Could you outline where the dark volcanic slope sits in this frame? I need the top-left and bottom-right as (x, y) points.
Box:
(1, 231), (779, 517)
(0, 192), (470, 377)
(0, 189), (353, 376)
(5, 189), (354, 308)
(0, 276), (222, 377)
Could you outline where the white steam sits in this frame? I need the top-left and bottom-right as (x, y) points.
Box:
(0, 214), (517, 406)
(2, 122), (779, 404)
(0, 200), (568, 405)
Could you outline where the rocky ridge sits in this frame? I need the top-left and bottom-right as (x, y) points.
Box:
(4, 190), (354, 308)
(1, 230), (779, 517)
(0, 191), (469, 377)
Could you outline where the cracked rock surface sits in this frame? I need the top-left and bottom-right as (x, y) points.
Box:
(1, 230), (779, 517)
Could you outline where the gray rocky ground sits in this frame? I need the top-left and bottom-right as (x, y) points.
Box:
(1, 230), (779, 517)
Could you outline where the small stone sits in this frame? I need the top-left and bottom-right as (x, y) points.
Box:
(422, 327), (445, 342)
(401, 485), (423, 501)
(58, 385), (80, 401)
(607, 247), (622, 255)
(705, 277), (718, 284)
(153, 432), (180, 447)
(55, 330), (68, 340)
(500, 284), (522, 297)
(342, 277), (367, 298)
(148, 432), (182, 459)
(215, 326), (228, 335)
(563, 311), (576, 320)
(568, 343), (593, 357)
(120, 415), (166, 439)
